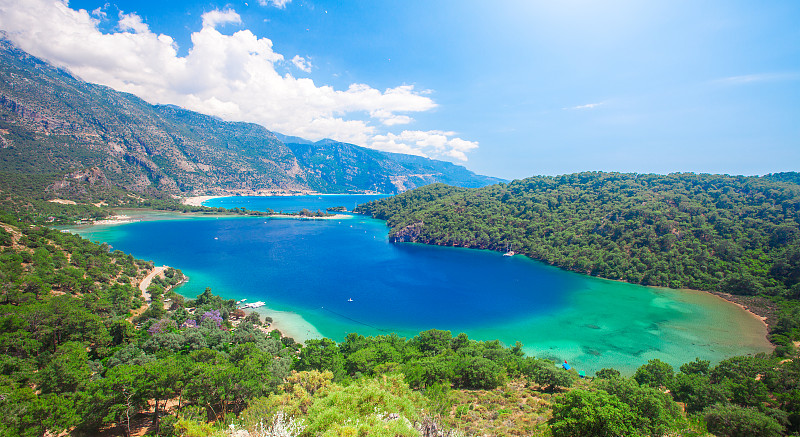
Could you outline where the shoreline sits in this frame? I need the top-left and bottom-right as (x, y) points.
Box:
(269, 213), (352, 220)
(66, 208), (356, 228)
(706, 291), (777, 333)
(239, 306), (322, 342)
(181, 195), (224, 206)
(393, 239), (777, 346)
(181, 191), (386, 207)
(593, 272), (775, 340)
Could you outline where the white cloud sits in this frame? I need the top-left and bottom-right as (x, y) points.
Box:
(91, 6), (107, 20)
(118, 12), (149, 34)
(565, 102), (604, 110)
(201, 9), (242, 29)
(370, 130), (478, 161)
(0, 0), (477, 162)
(291, 54), (312, 73)
(713, 72), (800, 86)
(259, 0), (292, 9)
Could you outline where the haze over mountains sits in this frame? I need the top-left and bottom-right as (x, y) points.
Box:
(0, 38), (502, 198)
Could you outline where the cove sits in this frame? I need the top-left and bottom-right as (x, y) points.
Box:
(68, 195), (772, 374)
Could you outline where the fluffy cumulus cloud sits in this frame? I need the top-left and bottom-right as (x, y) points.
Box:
(0, 0), (477, 161)
(291, 55), (312, 73)
(370, 131), (479, 161)
(200, 9), (242, 29)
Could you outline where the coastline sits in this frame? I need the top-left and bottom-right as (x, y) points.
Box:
(706, 291), (778, 333)
(594, 272), (776, 341)
(62, 207), (342, 342)
(596, 273), (775, 341)
(182, 195), (224, 206)
(269, 213), (352, 220)
(181, 191), (385, 207)
(241, 306), (323, 342)
(394, 238), (777, 346)
(92, 215), (136, 225)
(66, 208), (356, 229)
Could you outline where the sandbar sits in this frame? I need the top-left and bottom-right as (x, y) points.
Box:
(92, 215), (135, 225)
(268, 213), (353, 220)
(182, 195), (224, 206)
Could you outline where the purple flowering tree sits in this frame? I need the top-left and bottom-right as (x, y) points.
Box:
(181, 319), (197, 329)
(148, 319), (177, 335)
(201, 309), (223, 327)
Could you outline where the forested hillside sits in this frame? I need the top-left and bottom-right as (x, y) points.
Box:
(2, 202), (800, 436)
(356, 172), (800, 297)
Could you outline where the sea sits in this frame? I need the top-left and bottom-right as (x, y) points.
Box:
(65, 194), (773, 374)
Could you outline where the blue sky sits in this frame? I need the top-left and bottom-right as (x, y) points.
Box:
(1, 0), (798, 179)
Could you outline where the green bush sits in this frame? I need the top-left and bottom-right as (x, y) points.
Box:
(704, 404), (783, 437)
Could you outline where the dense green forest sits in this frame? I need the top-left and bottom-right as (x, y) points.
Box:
(356, 172), (800, 297)
(2, 171), (800, 436)
(0, 211), (799, 436)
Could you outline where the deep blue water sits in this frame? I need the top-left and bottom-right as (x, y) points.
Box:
(80, 213), (577, 336)
(70, 195), (772, 373)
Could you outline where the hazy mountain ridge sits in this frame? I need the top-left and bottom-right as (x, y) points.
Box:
(0, 38), (501, 197)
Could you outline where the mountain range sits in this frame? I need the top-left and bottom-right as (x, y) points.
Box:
(0, 38), (502, 199)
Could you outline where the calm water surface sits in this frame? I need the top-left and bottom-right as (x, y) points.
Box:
(70, 195), (772, 374)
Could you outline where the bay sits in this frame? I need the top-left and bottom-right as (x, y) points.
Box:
(68, 195), (772, 374)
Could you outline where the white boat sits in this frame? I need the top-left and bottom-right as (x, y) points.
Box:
(347, 298), (353, 302)
(242, 301), (266, 309)
(503, 250), (515, 257)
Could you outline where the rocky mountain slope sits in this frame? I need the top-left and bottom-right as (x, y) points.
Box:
(0, 38), (502, 197)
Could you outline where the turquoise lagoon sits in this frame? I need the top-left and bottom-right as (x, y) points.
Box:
(70, 195), (772, 374)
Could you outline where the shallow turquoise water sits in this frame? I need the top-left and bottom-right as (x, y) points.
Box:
(69, 196), (772, 374)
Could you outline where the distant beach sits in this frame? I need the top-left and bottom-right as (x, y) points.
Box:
(182, 195), (224, 206)
(92, 214), (135, 225)
(182, 192), (385, 208)
(269, 213), (353, 220)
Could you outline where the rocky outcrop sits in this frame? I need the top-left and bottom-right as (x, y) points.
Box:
(392, 221), (424, 242)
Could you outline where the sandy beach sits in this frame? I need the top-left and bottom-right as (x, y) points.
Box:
(181, 191), (384, 207)
(244, 306), (323, 342)
(182, 195), (224, 206)
(92, 215), (135, 225)
(707, 291), (777, 332)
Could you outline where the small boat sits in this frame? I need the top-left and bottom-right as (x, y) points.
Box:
(503, 250), (515, 257)
(347, 298), (353, 302)
(242, 301), (266, 309)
